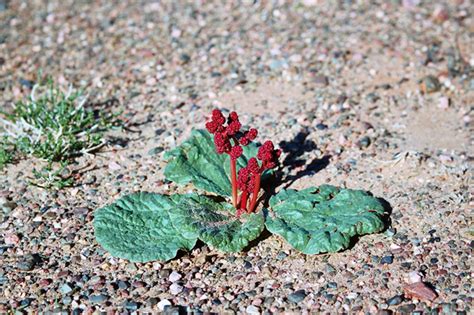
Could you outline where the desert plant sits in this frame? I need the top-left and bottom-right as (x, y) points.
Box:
(0, 79), (120, 188)
(94, 109), (388, 262)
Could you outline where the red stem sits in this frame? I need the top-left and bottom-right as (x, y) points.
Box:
(248, 173), (261, 213)
(230, 158), (238, 208)
(239, 190), (248, 214)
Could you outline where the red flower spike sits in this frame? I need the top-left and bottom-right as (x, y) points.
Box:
(227, 120), (242, 136)
(212, 109), (226, 125)
(257, 140), (280, 171)
(237, 167), (251, 192)
(229, 111), (239, 121)
(230, 145), (243, 160)
(247, 128), (258, 140)
(247, 158), (260, 175)
(206, 121), (218, 134)
(239, 137), (250, 146)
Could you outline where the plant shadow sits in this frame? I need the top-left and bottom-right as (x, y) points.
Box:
(259, 128), (331, 209)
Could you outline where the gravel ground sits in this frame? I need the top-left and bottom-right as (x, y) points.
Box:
(1, 0), (473, 313)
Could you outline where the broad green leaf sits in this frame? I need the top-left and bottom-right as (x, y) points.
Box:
(168, 194), (265, 252)
(164, 129), (259, 197)
(93, 192), (198, 262)
(266, 185), (386, 254)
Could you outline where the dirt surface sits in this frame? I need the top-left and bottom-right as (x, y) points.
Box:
(0, 0), (473, 313)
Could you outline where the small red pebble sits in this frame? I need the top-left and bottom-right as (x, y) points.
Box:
(403, 282), (438, 301)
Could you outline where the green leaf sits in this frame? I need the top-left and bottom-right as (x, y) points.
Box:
(266, 185), (386, 254)
(168, 194), (265, 252)
(93, 192), (198, 262)
(164, 129), (259, 196)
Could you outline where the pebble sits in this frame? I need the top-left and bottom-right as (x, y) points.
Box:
(123, 300), (139, 310)
(4, 233), (20, 245)
(380, 255), (394, 265)
(59, 283), (73, 295)
(406, 271), (423, 284)
(169, 271), (182, 282)
(316, 123), (328, 130)
(438, 96), (450, 109)
(157, 299), (172, 311)
(387, 295), (403, 306)
(89, 294), (108, 303)
(357, 136), (371, 148)
(314, 75), (329, 86)
(397, 304), (416, 313)
(148, 147), (164, 156)
(16, 254), (40, 271)
(288, 290), (307, 303)
(421, 75), (440, 93)
(170, 283), (183, 295)
(403, 282), (438, 301)
(246, 305), (260, 314)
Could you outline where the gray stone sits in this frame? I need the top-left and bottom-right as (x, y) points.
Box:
(288, 290), (307, 303)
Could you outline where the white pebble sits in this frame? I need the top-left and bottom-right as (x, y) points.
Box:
(169, 271), (182, 282)
(169, 282), (183, 295)
(407, 271), (423, 283)
(157, 299), (171, 311)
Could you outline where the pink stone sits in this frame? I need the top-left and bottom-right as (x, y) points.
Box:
(403, 282), (437, 301)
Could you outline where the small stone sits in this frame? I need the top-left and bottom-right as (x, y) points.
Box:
(288, 290), (307, 303)
(315, 123), (328, 130)
(325, 264), (336, 273)
(327, 282), (338, 289)
(16, 254), (41, 271)
(108, 161), (121, 171)
(314, 74), (329, 86)
(420, 75), (440, 93)
(406, 271), (423, 284)
(1, 201), (17, 213)
(117, 280), (129, 289)
(347, 292), (358, 299)
(366, 92), (380, 103)
(438, 96), (449, 109)
(62, 296), (72, 305)
(403, 282), (437, 301)
(157, 299), (172, 311)
(380, 255), (394, 264)
(147, 298), (159, 307)
(387, 295), (403, 306)
(357, 136), (371, 148)
(123, 300), (138, 310)
(126, 263), (138, 272)
(169, 271), (182, 282)
(89, 294), (108, 304)
(397, 304), (416, 313)
(59, 283), (73, 295)
(148, 147), (164, 156)
(4, 233), (20, 245)
(159, 269), (171, 278)
(0, 0), (7, 11)
(432, 5), (449, 23)
(73, 207), (89, 216)
(246, 305), (260, 314)
(170, 282), (183, 295)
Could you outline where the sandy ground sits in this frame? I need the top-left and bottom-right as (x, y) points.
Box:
(0, 0), (472, 313)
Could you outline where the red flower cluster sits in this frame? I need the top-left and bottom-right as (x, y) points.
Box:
(205, 109), (281, 215)
(237, 158), (259, 193)
(257, 141), (281, 170)
(205, 109), (257, 161)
